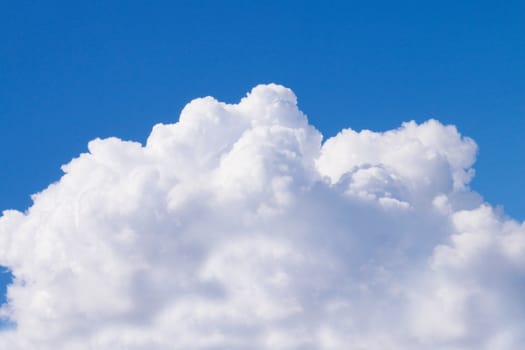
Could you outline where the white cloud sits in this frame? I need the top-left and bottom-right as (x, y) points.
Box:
(0, 84), (523, 349)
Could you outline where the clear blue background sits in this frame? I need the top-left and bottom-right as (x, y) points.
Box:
(0, 0), (524, 302)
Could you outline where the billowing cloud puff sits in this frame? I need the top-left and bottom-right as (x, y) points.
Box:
(0, 84), (523, 349)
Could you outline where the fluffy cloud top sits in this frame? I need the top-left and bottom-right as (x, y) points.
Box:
(0, 84), (523, 349)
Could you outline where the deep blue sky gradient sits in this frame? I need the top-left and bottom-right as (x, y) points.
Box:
(1, 0), (524, 225)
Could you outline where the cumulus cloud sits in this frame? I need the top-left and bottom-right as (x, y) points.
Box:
(0, 84), (523, 349)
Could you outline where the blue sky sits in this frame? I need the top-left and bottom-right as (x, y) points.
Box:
(1, 1), (524, 219)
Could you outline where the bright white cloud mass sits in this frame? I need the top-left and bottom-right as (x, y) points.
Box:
(1, 84), (524, 349)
